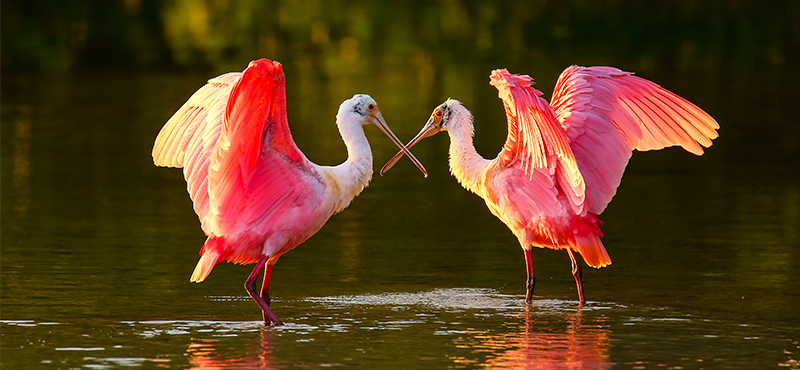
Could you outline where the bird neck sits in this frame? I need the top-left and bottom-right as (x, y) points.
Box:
(321, 119), (373, 214)
(447, 122), (490, 195)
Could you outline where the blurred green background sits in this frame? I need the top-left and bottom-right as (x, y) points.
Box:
(4, 0), (797, 77)
(5, 0), (799, 166)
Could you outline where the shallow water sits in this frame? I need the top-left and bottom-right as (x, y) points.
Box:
(1, 288), (798, 369)
(3, 2), (800, 368)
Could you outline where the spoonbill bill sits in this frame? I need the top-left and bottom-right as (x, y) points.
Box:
(152, 59), (427, 325)
(382, 66), (718, 305)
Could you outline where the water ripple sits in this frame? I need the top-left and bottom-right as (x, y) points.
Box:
(305, 287), (618, 314)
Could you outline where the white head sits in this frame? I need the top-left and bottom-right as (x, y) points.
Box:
(420, 98), (473, 137)
(337, 94), (427, 176)
(338, 94), (383, 127)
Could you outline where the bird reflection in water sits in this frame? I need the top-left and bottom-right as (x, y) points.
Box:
(185, 329), (276, 370)
(450, 309), (612, 369)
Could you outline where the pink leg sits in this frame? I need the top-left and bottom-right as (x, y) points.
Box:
(244, 255), (283, 326)
(260, 261), (274, 306)
(524, 249), (536, 304)
(566, 248), (585, 306)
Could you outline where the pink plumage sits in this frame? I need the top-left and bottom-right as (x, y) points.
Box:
(153, 59), (426, 325)
(154, 60), (319, 277)
(381, 66), (719, 305)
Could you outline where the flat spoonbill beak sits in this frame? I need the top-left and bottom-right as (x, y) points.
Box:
(372, 111), (428, 178)
(380, 114), (442, 176)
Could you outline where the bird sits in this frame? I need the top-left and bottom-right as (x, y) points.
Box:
(381, 66), (719, 305)
(152, 58), (427, 325)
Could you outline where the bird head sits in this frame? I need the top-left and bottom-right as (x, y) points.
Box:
(379, 99), (469, 176)
(341, 94), (428, 177)
(347, 94), (383, 126)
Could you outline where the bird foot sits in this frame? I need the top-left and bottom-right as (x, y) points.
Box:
(262, 308), (284, 326)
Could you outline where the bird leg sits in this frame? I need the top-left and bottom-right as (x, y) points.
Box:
(260, 259), (275, 306)
(566, 248), (586, 306)
(245, 255), (283, 326)
(523, 249), (536, 304)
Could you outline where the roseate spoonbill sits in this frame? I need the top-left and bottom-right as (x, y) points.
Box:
(152, 59), (427, 325)
(382, 67), (718, 305)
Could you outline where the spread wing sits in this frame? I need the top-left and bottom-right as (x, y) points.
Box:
(152, 72), (241, 168)
(551, 66), (719, 214)
(490, 69), (587, 216)
(152, 59), (315, 236)
(205, 59), (314, 235)
(152, 71), (240, 221)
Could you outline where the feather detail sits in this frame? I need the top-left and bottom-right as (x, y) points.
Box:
(190, 241), (221, 283)
(490, 69), (587, 216)
(153, 72), (240, 168)
(553, 66), (719, 214)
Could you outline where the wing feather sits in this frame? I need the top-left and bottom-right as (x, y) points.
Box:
(490, 69), (587, 216)
(552, 66), (719, 214)
(152, 72), (241, 168)
(155, 59), (330, 278)
(206, 59), (313, 235)
(151, 72), (239, 224)
(153, 59), (316, 238)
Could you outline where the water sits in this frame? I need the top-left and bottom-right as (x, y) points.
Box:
(3, 1), (800, 369)
(0, 290), (797, 368)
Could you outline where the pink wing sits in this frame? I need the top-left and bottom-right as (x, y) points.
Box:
(152, 58), (315, 236)
(152, 72), (241, 168)
(205, 59), (314, 235)
(154, 59), (323, 279)
(551, 66), (719, 214)
(490, 69), (587, 217)
(152, 71), (240, 221)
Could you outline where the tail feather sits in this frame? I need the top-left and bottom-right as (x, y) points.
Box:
(571, 214), (612, 268)
(191, 237), (222, 282)
(574, 233), (611, 268)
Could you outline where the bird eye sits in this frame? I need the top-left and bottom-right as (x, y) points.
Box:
(435, 110), (443, 117)
(367, 104), (375, 111)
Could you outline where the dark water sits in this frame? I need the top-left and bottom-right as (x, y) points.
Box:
(3, 1), (800, 369)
